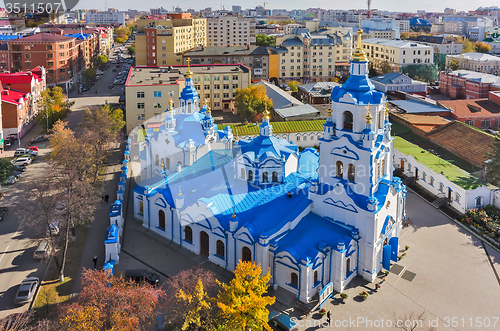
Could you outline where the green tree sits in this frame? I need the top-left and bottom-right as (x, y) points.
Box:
(96, 55), (108, 67)
(256, 34), (275, 46)
(0, 158), (14, 183)
(474, 41), (491, 53)
(287, 80), (300, 92)
(234, 85), (273, 121)
(82, 68), (96, 81)
(37, 87), (73, 132)
(216, 261), (275, 331)
(128, 46), (135, 56)
(485, 132), (500, 185)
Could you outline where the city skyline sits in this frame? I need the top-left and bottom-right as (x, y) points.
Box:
(76, 0), (500, 13)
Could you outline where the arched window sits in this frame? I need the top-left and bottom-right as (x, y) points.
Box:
(262, 172), (268, 183)
(158, 210), (165, 230)
(242, 246), (251, 262)
(343, 111), (353, 130)
(165, 158), (170, 170)
(476, 196), (483, 207)
(381, 159), (385, 177)
(346, 258), (351, 278)
(348, 164), (355, 182)
(336, 161), (343, 178)
(185, 226), (193, 243)
(248, 170), (253, 181)
(291, 272), (298, 287)
(430, 177), (435, 187)
(423, 172), (427, 182)
(155, 154), (159, 166)
(272, 171), (278, 182)
(314, 270), (318, 284)
(240, 168), (245, 179)
(377, 162), (381, 180)
(379, 109), (384, 129)
(439, 183), (444, 192)
(216, 240), (225, 258)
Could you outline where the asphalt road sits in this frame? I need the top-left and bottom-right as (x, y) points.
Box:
(0, 44), (130, 318)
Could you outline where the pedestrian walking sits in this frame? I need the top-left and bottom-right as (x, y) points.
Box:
(101, 196), (105, 203)
(93, 255), (97, 269)
(327, 311), (331, 326)
(104, 194), (109, 203)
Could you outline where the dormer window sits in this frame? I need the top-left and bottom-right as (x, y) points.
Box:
(343, 111), (353, 131)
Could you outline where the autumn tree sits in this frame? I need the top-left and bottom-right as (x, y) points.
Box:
(400, 32), (410, 40)
(485, 131), (500, 185)
(96, 55), (108, 67)
(216, 261), (275, 331)
(449, 60), (459, 70)
(380, 60), (393, 74)
(37, 87), (73, 132)
(474, 41), (491, 53)
(58, 269), (164, 330)
(163, 266), (219, 330)
(235, 85), (273, 121)
(461, 37), (475, 53)
(287, 80), (300, 92)
(128, 45), (135, 56)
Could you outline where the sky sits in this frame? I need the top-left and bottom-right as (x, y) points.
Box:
(77, 0), (500, 13)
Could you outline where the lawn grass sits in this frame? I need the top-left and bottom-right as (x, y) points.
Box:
(226, 119), (326, 136)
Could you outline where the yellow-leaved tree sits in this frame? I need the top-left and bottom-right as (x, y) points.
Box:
(176, 279), (214, 330)
(216, 261), (275, 331)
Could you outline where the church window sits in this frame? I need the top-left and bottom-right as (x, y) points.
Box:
(165, 158), (170, 170)
(313, 270), (318, 284)
(430, 177), (434, 187)
(381, 159), (385, 177)
(216, 240), (225, 258)
(185, 226), (193, 243)
(422, 172), (426, 182)
(242, 246), (251, 262)
(379, 109), (384, 129)
(155, 154), (159, 166)
(346, 258), (351, 278)
(439, 182), (444, 192)
(336, 161), (343, 178)
(248, 170), (253, 181)
(291, 272), (298, 287)
(476, 196), (482, 207)
(348, 164), (355, 182)
(240, 168), (245, 179)
(343, 111), (353, 131)
(139, 200), (144, 215)
(158, 210), (165, 230)
(455, 193), (461, 203)
(377, 162), (381, 180)
(272, 171), (278, 182)
(262, 172), (269, 183)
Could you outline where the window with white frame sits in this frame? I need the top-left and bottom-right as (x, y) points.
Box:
(455, 192), (460, 203)
(137, 92), (145, 98)
(137, 103), (145, 109)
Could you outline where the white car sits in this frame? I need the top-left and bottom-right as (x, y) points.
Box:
(55, 201), (67, 215)
(46, 220), (61, 236)
(96, 70), (104, 75)
(11, 157), (32, 166)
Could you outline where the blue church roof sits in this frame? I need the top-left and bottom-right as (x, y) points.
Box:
(238, 135), (298, 161)
(330, 71), (385, 105)
(180, 77), (199, 101)
(275, 212), (357, 263)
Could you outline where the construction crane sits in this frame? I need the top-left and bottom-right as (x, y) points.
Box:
(367, 0), (371, 19)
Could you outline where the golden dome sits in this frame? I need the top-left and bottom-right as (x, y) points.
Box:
(366, 110), (373, 124)
(351, 15), (368, 62)
(185, 57), (193, 79)
(327, 108), (333, 116)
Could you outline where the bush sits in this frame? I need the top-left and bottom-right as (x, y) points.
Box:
(340, 293), (348, 299)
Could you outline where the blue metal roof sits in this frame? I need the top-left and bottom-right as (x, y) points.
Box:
(238, 135), (298, 161)
(180, 77), (199, 101)
(105, 224), (119, 244)
(331, 67), (385, 105)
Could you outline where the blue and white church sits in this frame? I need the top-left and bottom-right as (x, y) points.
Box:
(131, 27), (406, 303)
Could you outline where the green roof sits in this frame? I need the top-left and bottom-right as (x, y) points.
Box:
(228, 120), (326, 136)
(393, 136), (488, 190)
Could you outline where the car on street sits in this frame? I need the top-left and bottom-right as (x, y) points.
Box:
(2, 176), (16, 185)
(14, 277), (39, 306)
(33, 241), (51, 260)
(109, 83), (114, 89)
(31, 134), (49, 143)
(125, 269), (160, 286)
(268, 312), (298, 331)
(0, 207), (8, 221)
(46, 220), (61, 236)
(12, 165), (26, 172)
(96, 70), (104, 75)
(11, 157), (32, 166)
(28, 146), (39, 152)
(55, 201), (67, 215)
(112, 68), (117, 72)
(14, 148), (28, 156)
(11, 171), (23, 179)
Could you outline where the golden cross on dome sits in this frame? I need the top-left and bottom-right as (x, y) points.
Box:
(365, 103), (373, 124)
(358, 14), (361, 30)
(185, 58), (193, 78)
(168, 96), (174, 109)
(327, 107), (332, 116)
(385, 103), (389, 116)
(186, 57), (191, 69)
(178, 186), (182, 197)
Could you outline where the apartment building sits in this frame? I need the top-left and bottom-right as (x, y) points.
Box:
(124, 64), (250, 132)
(183, 45), (271, 80)
(410, 35), (462, 70)
(439, 70), (500, 99)
(206, 16), (256, 46)
(397, 20), (410, 33)
(445, 53), (500, 74)
(136, 14), (206, 66)
(269, 27), (352, 84)
(85, 12), (126, 26)
(361, 38), (434, 72)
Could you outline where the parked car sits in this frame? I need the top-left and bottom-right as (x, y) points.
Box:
(2, 176), (16, 185)
(33, 241), (51, 260)
(14, 278), (39, 305)
(11, 171), (22, 179)
(55, 201), (67, 215)
(46, 220), (61, 236)
(125, 269), (160, 286)
(27, 149), (38, 157)
(12, 165), (26, 172)
(96, 70), (104, 75)
(112, 68), (117, 72)
(28, 146), (39, 152)
(109, 83), (114, 89)
(31, 134), (49, 143)
(268, 312), (298, 331)
(11, 157), (32, 166)
(14, 148), (28, 157)
(0, 207), (8, 222)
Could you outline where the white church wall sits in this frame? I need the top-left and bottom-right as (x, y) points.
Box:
(284, 154), (298, 177)
(239, 131), (323, 148)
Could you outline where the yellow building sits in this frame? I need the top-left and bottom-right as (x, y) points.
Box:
(125, 64), (251, 133)
(135, 15), (207, 66)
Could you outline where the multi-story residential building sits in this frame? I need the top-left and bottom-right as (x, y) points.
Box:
(410, 35), (463, 70)
(397, 20), (410, 33)
(85, 12), (126, 26)
(269, 27), (352, 84)
(206, 16), (255, 46)
(183, 45), (271, 81)
(361, 38), (434, 72)
(439, 70), (500, 99)
(3, 33), (80, 90)
(445, 53), (500, 74)
(135, 14), (207, 66)
(124, 64), (250, 132)
(1, 87), (30, 140)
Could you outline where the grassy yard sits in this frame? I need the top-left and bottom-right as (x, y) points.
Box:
(227, 120), (326, 136)
(33, 225), (89, 319)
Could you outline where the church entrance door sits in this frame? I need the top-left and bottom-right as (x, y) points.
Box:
(200, 231), (209, 257)
(400, 160), (405, 170)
